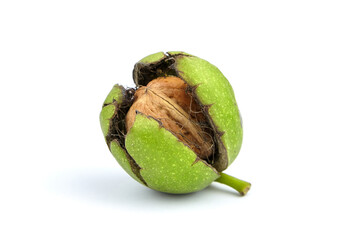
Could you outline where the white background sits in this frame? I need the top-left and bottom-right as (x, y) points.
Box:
(1, 0), (359, 239)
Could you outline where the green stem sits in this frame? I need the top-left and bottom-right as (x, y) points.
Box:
(215, 172), (251, 196)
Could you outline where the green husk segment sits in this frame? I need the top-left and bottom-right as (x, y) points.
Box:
(174, 53), (243, 166)
(110, 140), (145, 185)
(103, 84), (124, 105)
(100, 84), (125, 137)
(100, 84), (145, 185)
(139, 52), (166, 64)
(125, 113), (220, 194)
(99, 104), (116, 137)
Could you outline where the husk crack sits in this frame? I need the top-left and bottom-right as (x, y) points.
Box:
(105, 88), (147, 185)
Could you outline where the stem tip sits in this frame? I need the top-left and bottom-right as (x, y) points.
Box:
(215, 172), (251, 196)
